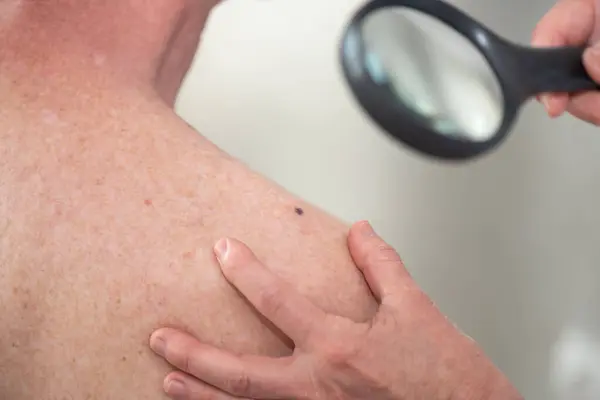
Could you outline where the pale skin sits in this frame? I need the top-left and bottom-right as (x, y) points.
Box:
(0, 1), (541, 399)
(150, 1), (600, 399)
(151, 222), (523, 400)
(1, 1), (379, 398)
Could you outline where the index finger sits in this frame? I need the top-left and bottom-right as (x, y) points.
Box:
(532, 0), (595, 47)
(214, 238), (327, 345)
(150, 328), (297, 399)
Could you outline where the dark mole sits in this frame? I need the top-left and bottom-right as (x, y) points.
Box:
(294, 207), (304, 216)
(144, 199), (153, 206)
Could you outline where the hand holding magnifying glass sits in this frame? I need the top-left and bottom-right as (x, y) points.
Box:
(532, 0), (600, 124)
(341, 0), (600, 160)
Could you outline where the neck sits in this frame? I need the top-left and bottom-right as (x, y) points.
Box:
(0, 0), (217, 106)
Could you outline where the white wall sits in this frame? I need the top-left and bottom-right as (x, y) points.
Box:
(176, 1), (600, 398)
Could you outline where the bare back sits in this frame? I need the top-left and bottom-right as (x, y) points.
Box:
(0, 83), (376, 398)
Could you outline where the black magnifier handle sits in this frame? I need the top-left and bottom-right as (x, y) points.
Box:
(340, 0), (600, 161)
(516, 45), (600, 95)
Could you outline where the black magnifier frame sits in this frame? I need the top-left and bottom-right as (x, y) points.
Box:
(340, 0), (600, 161)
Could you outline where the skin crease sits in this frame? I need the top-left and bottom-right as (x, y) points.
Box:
(0, 1), (379, 398)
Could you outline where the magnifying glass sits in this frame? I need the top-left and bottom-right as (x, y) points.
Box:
(340, 0), (600, 160)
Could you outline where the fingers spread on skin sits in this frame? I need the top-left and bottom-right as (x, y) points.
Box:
(163, 371), (248, 400)
(347, 221), (411, 303)
(213, 238), (327, 344)
(150, 328), (296, 398)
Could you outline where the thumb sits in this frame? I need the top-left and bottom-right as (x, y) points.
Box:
(583, 44), (600, 83)
(347, 221), (412, 303)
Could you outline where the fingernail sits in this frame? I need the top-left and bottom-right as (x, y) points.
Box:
(358, 221), (376, 237)
(149, 332), (166, 356)
(214, 238), (230, 263)
(165, 378), (186, 397)
(540, 94), (551, 113)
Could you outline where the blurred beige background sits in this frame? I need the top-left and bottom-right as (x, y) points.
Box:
(176, 1), (600, 399)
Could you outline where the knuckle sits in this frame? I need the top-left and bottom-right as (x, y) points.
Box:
(179, 351), (193, 374)
(322, 342), (354, 366)
(168, 341), (200, 375)
(370, 243), (402, 266)
(317, 329), (361, 368)
(224, 372), (252, 396)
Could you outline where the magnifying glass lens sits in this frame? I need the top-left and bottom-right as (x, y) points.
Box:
(360, 7), (505, 142)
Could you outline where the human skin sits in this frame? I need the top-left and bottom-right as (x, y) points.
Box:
(532, 0), (600, 123)
(0, 1), (377, 398)
(151, 223), (524, 400)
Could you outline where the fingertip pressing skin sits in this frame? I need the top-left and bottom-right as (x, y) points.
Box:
(212, 236), (327, 345)
(346, 221), (377, 265)
(149, 329), (168, 357)
(347, 221), (410, 302)
(164, 370), (233, 400)
(214, 237), (262, 279)
(163, 372), (187, 398)
(214, 237), (231, 265)
(150, 226), (524, 400)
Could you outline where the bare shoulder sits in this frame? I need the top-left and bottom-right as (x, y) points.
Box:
(0, 101), (376, 399)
